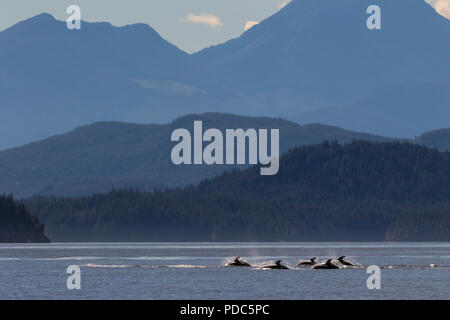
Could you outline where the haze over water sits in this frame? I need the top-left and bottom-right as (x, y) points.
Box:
(0, 242), (449, 300)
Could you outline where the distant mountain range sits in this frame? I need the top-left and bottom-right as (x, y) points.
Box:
(296, 83), (450, 138)
(0, 113), (395, 198)
(28, 141), (450, 242)
(1, 0), (449, 149)
(0, 13), (193, 149)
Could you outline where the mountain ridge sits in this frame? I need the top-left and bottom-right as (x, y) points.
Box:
(3, 112), (450, 199)
(1, 0), (449, 149)
(0, 113), (395, 198)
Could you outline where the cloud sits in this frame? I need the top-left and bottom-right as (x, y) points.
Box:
(180, 13), (224, 28)
(244, 21), (259, 31)
(433, 0), (450, 19)
(278, 0), (292, 10)
(426, 0), (450, 19)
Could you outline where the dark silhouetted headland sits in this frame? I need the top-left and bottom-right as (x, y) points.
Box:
(0, 195), (50, 243)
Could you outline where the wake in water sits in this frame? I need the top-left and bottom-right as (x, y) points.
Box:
(78, 257), (450, 270)
(81, 264), (132, 268)
(141, 264), (213, 269)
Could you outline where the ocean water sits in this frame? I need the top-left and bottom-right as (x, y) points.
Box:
(0, 242), (449, 300)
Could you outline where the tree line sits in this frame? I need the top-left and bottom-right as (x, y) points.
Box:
(26, 141), (450, 242)
(0, 195), (50, 242)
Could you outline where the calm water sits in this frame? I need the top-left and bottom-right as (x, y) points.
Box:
(0, 242), (449, 300)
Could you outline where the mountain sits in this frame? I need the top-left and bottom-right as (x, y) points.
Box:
(0, 195), (50, 243)
(193, 0), (450, 130)
(1, 0), (449, 149)
(27, 141), (450, 242)
(0, 113), (393, 198)
(414, 128), (450, 151)
(0, 13), (204, 149)
(296, 83), (450, 138)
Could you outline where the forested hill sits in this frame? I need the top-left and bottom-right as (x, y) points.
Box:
(28, 141), (450, 242)
(0, 195), (50, 243)
(0, 113), (393, 198)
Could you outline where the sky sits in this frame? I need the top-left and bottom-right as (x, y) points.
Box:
(0, 0), (449, 53)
